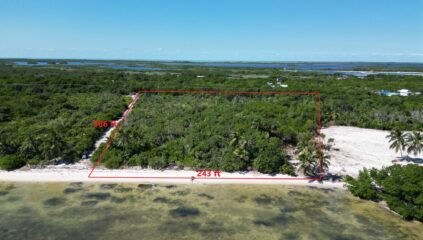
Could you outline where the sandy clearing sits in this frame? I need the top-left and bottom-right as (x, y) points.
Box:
(322, 126), (423, 177)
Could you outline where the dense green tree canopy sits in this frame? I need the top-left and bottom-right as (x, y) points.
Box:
(95, 94), (315, 173)
(346, 165), (423, 221)
(0, 61), (422, 171)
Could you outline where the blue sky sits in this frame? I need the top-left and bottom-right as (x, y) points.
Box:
(0, 0), (422, 62)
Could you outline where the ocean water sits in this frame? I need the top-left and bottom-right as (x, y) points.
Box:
(12, 61), (423, 76)
(13, 61), (161, 71)
(0, 183), (421, 240)
(163, 62), (423, 70)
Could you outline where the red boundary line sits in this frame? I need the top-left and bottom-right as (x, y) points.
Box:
(88, 89), (322, 181)
(88, 90), (141, 178)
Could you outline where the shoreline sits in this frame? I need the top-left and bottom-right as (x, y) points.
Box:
(0, 165), (345, 189)
(1, 126), (421, 189)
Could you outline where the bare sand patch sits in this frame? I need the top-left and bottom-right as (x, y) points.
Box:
(322, 126), (423, 177)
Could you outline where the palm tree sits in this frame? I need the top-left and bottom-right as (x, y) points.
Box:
(233, 140), (250, 161)
(0, 130), (18, 155)
(316, 149), (331, 173)
(386, 129), (406, 159)
(296, 133), (332, 176)
(298, 148), (316, 176)
(405, 131), (423, 157)
(329, 111), (340, 122)
(19, 136), (39, 157)
(38, 130), (66, 162)
(229, 133), (251, 162)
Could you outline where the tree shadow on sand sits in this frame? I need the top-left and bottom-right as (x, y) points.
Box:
(401, 156), (423, 164)
(306, 173), (343, 184)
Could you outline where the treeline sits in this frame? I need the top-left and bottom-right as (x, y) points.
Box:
(0, 65), (131, 170)
(132, 66), (423, 131)
(345, 165), (423, 221)
(92, 94), (319, 174)
(3, 62), (423, 132)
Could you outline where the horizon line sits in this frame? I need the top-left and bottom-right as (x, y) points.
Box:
(1, 57), (423, 64)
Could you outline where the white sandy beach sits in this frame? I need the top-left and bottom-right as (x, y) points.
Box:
(0, 126), (421, 187)
(322, 126), (423, 177)
(0, 164), (343, 188)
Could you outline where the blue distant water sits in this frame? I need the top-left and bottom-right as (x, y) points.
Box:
(163, 62), (423, 70)
(12, 61), (423, 76)
(13, 61), (161, 71)
(14, 61), (110, 66)
(14, 61), (50, 66)
(102, 65), (161, 71)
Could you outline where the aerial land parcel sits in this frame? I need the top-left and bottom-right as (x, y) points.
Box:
(91, 91), (319, 176)
(1, 61), (423, 173)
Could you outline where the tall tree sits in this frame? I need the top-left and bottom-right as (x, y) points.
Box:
(19, 136), (40, 158)
(317, 148), (331, 173)
(405, 131), (423, 157)
(298, 147), (317, 176)
(386, 129), (406, 158)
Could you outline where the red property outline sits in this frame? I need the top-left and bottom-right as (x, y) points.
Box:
(88, 89), (322, 181)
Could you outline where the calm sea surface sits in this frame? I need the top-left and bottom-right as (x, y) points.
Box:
(13, 61), (423, 76)
(163, 62), (423, 70)
(0, 183), (421, 240)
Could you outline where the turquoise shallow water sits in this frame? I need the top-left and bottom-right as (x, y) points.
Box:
(0, 182), (421, 240)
